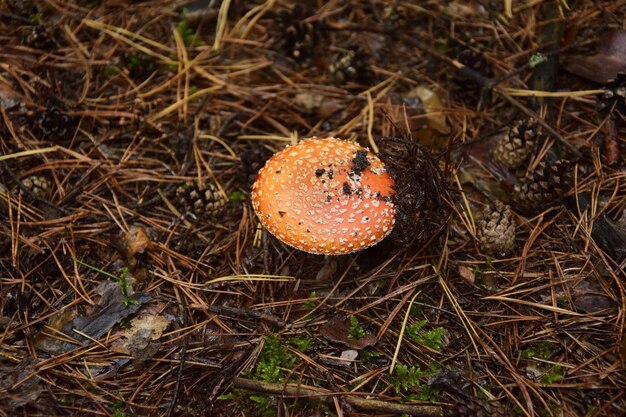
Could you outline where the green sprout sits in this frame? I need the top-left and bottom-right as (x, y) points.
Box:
(30, 12), (43, 24)
(73, 258), (137, 306)
(229, 191), (246, 203)
(176, 9), (203, 47)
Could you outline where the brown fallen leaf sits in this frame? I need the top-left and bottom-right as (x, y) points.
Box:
(319, 316), (377, 350)
(562, 29), (626, 84)
(458, 265), (475, 285)
(36, 281), (150, 355)
(0, 81), (26, 110)
(124, 225), (152, 257)
(409, 85), (451, 135)
(0, 358), (43, 409)
(111, 311), (170, 356)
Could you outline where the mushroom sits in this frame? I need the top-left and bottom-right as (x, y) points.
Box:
(251, 137), (396, 255)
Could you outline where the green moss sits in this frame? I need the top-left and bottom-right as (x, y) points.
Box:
(103, 66), (119, 78)
(302, 291), (317, 309)
(389, 364), (438, 400)
(360, 349), (385, 365)
(287, 336), (311, 352)
(254, 335), (297, 383)
(348, 315), (365, 340)
(521, 342), (555, 360)
(540, 365), (564, 385)
(406, 320), (446, 351)
(176, 9), (204, 46)
(229, 191), (245, 202)
(113, 400), (128, 417)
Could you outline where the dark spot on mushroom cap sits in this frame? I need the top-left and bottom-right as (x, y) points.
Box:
(351, 150), (370, 175)
(315, 168), (325, 177)
(328, 170), (334, 179)
(342, 182), (352, 195)
(278, 211), (286, 217)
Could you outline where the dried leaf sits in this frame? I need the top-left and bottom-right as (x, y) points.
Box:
(562, 29), (626, 84)
(111, 312), (170, 356)
(0, 81), (25, 110)
(125, 225), (151, 257)
(37, 281), (150, 354)
(319, 316), (377, 350)
(458, 265), (475, 285)
(0, 359), (43, 409)
(340, 349), (359, 361)
(574, 294), (616, 313)
(315, 258), (338, 281)
(444, 1), (488, 17)
(409, 86), (450, 135)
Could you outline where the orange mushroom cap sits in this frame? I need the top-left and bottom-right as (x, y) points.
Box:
(251, 137), (396, 255)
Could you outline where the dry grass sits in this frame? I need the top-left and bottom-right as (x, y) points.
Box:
(0, 1), (625, 416)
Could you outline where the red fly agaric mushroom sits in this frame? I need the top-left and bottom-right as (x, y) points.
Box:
(251, 137), (396, 255)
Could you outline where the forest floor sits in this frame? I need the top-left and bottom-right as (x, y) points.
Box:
(0, 1), (625, 416)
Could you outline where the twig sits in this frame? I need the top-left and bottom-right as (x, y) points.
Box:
(232, 377), (443, 417)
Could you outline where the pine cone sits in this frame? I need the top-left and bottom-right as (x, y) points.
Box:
(37, 107), (74, 139)
(25, 25), (55, 49)
(273, 5), (319, 62)
(598, 72), (626, 122)
(513, 160), (573, 213)
(328, 47), (370, 84)
(176, 181), (226, 218)
(477, 201), (515, 258)
(382, 5), (408, 28)
(22, 175), (50, 198)
(493, 118), (541, 169)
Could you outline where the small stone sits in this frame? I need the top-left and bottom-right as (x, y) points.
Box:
(272, 5), (319, 63)
(477, 201), (515, 258)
